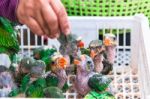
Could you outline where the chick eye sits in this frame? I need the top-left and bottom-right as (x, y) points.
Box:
(51, 61), (55, 65)
(97, 46), (102, 49)
(87, 61), (91, 64)
(113, 37), (116, 41)
(90, 47), (94, 50)
(86, 61), (92, 71)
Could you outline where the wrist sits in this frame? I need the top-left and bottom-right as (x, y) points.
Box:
(15, 0), (20, 23)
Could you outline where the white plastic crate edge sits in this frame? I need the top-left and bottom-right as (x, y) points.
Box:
(134, 14), (150, 99)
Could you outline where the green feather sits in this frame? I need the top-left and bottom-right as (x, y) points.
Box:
(42, 56), (53, 71)
(42, 56), (52, 66)
(46, 74), (59, 87)
(33, 78), (46, 88)
(25, 85), (44, 97)
(84, 91), (115, 99)
(43, 87), (64, 98)
(8, 88), (20, 97)
(33, 47), (56, 59)
(25, 78), (46, 97)
(20, 75), (30, 92)
(40, 48), (56, 58)
(0, 17), (19, 55)
(0, 17), (14, 33)
(15, 73), (28, 86)
(62, 82), (69, 92)
(88, 74), (112, 92)
(80, 48), (90, 56)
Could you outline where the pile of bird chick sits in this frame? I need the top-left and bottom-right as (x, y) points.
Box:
(0, 17), (117, 98)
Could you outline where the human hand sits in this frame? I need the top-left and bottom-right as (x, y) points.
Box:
(16, 0), (70, 38)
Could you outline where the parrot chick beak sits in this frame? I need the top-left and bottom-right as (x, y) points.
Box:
(73, 55), (86, 65)
(90, 50), (97, 59)
(57, 57), (67, 69)
(51, 53), (68, 72)
(77, 41), (85, 48)
(73, 59), (81, 65)
(104, 38), (112, 46)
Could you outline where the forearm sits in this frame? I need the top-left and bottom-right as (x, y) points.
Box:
(0, 0), (18, 22)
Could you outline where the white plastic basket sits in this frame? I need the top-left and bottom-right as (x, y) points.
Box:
(16, 14), (150, 99)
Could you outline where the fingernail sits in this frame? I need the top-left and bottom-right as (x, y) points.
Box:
(47, 34), (54, 39)
(37, 31), (44, 36)
(64, 29), (70, 35)
(55, 33), (60, 38)
(48, 33), (59, 39)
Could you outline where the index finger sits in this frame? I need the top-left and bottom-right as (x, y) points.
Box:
(49, 0), (70, 35)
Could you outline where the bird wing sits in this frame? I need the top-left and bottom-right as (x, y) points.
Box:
(0, 17), (19, 54)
